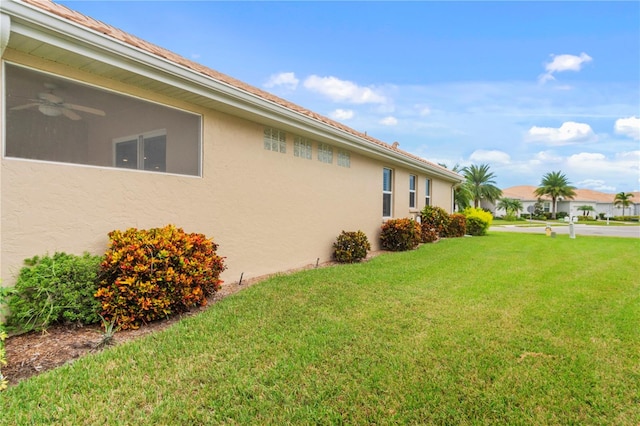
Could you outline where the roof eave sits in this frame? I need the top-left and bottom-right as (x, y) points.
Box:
(1, 0), (463, 183)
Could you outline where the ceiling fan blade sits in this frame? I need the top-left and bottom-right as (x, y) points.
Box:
(61, 108), (82, 121)
(63, 103), (106, 116)
(10, 103), (40, 111)
(38, 92), (64, 104)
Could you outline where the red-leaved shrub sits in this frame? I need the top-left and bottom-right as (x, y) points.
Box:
(446, 213), (467, 238)
(380, 218), (421, 251)
(96, 225), (225, 329)
(420, 205), (451, 242)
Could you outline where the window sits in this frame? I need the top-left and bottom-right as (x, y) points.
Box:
(318, 143), (333, 164)
(337, 150), (351, 168)
(264, 127), (286, 153)
(425, 178), (431, 206)
(4, 63), (201, 176)
(383, 168), (393, 217)
(543, 202), (551, 213)
(114, 129), (166, 171)
(409, 175), (417, 209)
(293, 136), (312, 159)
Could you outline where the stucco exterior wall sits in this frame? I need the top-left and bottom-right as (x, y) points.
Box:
(1, 51), (455, 286)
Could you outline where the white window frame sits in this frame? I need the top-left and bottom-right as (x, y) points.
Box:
(293, 136), (312, 159)
(337, 150), (351, 168)
(317, 143), (333, 164)
(425, 178), (431, 206)
(113, 129), (166, 171)
(383, 168), (393, 218)
(409, 174), (417, 209)
(264, 127), (286, 153)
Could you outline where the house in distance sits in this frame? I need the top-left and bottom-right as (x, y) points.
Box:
(0, 0), (462, 285)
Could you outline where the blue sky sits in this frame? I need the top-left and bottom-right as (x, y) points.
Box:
(60, 1), (640, 192)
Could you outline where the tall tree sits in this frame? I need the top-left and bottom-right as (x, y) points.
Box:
(613, 192), (634, 217)
(533, 171), (577, 219)
(462, 164), (502, 208)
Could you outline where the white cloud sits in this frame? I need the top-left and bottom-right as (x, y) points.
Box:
(577, 179), (616, 192)
(614, 116), (640, 140)
(616, 150), (640, 162)
(264, 72), (299, 90)
(529, 151), (563, 165)
(469, 149), (511, 164)
(329, 109), (354, 120)
(380, 116), (398, 126)
(303, 75), (387, 104)
(564, 151), (639, 191)
(539, 52), (592, 83)
(526, 121), (597, 145)
(568, 152), (606, 163)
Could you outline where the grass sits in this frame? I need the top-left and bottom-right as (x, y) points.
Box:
(1, 233), (639, 425)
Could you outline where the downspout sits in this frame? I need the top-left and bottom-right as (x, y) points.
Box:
(0, 13), (9, 56)
(0, 13), (6, 314)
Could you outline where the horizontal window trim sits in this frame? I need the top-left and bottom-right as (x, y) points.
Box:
(1, 155), (203, 178)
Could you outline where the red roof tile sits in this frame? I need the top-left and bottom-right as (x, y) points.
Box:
(502, 186), (638, 203)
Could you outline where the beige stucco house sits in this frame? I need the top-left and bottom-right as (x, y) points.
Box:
(0, 0), (462, 286)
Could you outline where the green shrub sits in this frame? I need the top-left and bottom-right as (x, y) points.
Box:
(466, 216), (489, 236)
(612, 215), (639, 222)
(420, 206), (450, 241)
(96, 225), (226, 330)
(4, 252), (102, 333)
(464, 207), (493, 236)
(380, 218), (421, 251)
(446, 213), (467, 238)
(333, 230), (371, 263)
(577, 216), (596, 222)
(556, 212), (569, 219)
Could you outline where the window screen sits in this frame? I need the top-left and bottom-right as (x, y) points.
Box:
(4, 63), (201, 176)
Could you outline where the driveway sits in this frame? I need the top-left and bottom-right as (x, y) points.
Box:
(491, 223), (640, 238)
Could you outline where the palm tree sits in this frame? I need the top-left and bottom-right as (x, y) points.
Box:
(497, 197), (524, 218)
(462, 164), (503, 208)
(577, 205), (595, 217)
(533, 171), (577, 219)
(614, 192), (634, 217)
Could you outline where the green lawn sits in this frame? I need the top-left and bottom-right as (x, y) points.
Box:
(1, 233), (639, 425)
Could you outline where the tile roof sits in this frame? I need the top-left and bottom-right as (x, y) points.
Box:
(18, 0), (459, 179)
(502, 185), (639, 203)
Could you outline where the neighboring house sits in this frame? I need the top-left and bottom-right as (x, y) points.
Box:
(494, 186), (639, 219)
(0, 0), (462, 286)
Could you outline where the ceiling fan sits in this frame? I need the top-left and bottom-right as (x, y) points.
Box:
(10, 83), (106, 120)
